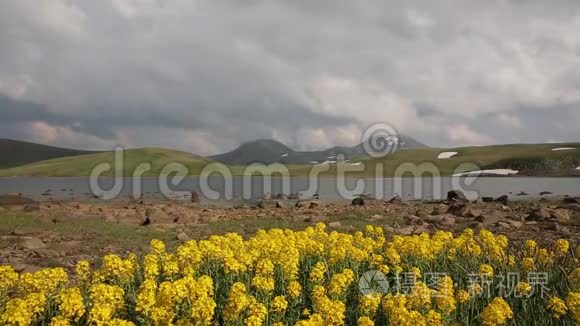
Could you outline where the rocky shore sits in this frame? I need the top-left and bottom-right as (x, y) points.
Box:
(0, 191), (579, 273)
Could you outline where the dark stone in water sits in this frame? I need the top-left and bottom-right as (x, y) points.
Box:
(351, 197), (365, 206)
(539, 191), (552, 195)
(481, 197), (494, 203)
(495, 195), (509, 205)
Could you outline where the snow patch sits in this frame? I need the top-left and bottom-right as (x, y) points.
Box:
(552, 147), (575, 151)
(576, 166), (580, 171)
(437, 151), (458, 159)
(452, 169), (519, 177)
(280, 153), (288, 157)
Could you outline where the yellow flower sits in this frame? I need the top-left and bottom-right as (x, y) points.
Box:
(456, 289), (470, 303)
(514, 282), (532, 297)
(309, 262), (327, 283)
(271, 295), (288, 313)
(479, 264), (494, 278)
(425, 310), (443, 326)
(567, 292), (580, 322)
(521, 257), (535, 272)
(0, 265), (18, 293)
(357, 316), (374, 326)
(554, 239), (570, 256)
(569, 267), (580, 290)
(75, 260), (91, 283)
(481, 297), (513, 326)
(524, 240), (537, 255)
(251, 275), (275, 293)
(57, 287), (85, 321)
(288, 280), (302, 299)
(0, 292), (46, 326)
(359, 294), (381, 316)
(547, 297), (567, 319)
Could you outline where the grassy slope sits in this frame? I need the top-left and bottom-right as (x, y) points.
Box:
(0, 143), (579, 177)
(289, 142), (580, 177)
(0, 148), (213, 177)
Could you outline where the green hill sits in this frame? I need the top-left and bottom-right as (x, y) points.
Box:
(0, 142), (579, 177)
(289, 142), (580, 177)
(0, 148), (213, 177)
(0, 138), (99, 169)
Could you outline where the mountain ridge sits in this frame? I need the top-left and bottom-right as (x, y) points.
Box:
(209, 136), (428, 165)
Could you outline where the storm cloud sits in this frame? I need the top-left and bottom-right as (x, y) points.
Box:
(1, 0), (580, 154)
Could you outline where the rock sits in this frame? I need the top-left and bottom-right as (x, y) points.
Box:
(388, 196), (403, 204)
(304, 215), (330, 223)
(295, 200), (321, 209)
(439, 216), (456, 226)
(447, 202), (468, 216)
(308, 200), (321, 209)
(447, 190), (467, 202)
(544, 222), (560, 231)
(563, 197), (579, 204)
(465, 208), (483, 219)
(413, 225), (434, 235)
(11, 227), (40, 236)
(496, 221), (512, 229)
(33, 249), (60, 258)
(432, 204), (449, 215)
(191, 191), (200, 203)
(539, 191), (553, 196)
(516, 191), (529, 196)
(405, 215), (423, 226)
(370, 214), (384, 221)
(526, 208), (551, 222)
(467, 221), (484, 230)
(275, 200), (287, 209)
(550, 209), (571, 223)
(328, 222), (342, 228)
(20, 237), (46, 250)
(176, 231), (189, 243)
(475, 212), (503, 226)
(481, 197), (494, 203)
(425, 215), (448, 224)
(506, 220), (523, 228)
(395, 226), (414, 236)
(145, 207), (173, 223)
(351, 197), (365, 206)
(495, 195), (509, 205)
(561, 204), (580, 212)
(415, 209), (430, 219)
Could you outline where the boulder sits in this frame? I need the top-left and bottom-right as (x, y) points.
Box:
(439, 215), (456, 226)
(275, 200), (287, 209)
(447, 190), (467, 202)
(405, 215), (423, 226)
(526, 208), (551, 222)
(388, 196), (403, 204)
(481, 197), (494, 203)
(20, 237), (46, 250)
(145, 207), (173, 223)
(467, 221), (484, 230)
(550, 209), (571, 223)
(475, 212), (503, 226)
(328, 222), (342, 228)
(495, 195), (509, 205)
(447, 203), (468, 216)
(415, 209), (430, 219)
(539, 191), (553, 196)
(191, 191), (200, 203)
(563, 197), (579, 204)
(351, 197), (365, 206)
(432, 204), (449, 215)
(176, 231), (189, 243)
(369, 214), (384, 221)
(295, 200), (321, 209)
(395, 226), (415, 236)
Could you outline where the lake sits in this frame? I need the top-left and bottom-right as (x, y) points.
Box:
(1, 177), (579, 203)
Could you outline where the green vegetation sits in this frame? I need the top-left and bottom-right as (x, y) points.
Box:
(0, 148), (212, 177)
(0, 143), (579, 177)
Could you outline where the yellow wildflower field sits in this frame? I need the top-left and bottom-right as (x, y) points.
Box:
(0, 224), (578, 325)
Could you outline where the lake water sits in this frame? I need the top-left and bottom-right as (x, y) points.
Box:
(0, 177), (579, 202)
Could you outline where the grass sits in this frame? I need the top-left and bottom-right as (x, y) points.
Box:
(0, 143), (579, 177)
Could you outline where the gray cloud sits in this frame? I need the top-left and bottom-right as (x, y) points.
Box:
(1, 0), (580, 154)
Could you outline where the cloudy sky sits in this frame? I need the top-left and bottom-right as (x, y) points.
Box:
(1, 0), (580, 155)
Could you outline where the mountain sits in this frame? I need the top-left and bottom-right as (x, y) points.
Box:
(0, 139), (99, 169)
(0, 147), (212, 177)
(209, 136), (428, 165)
